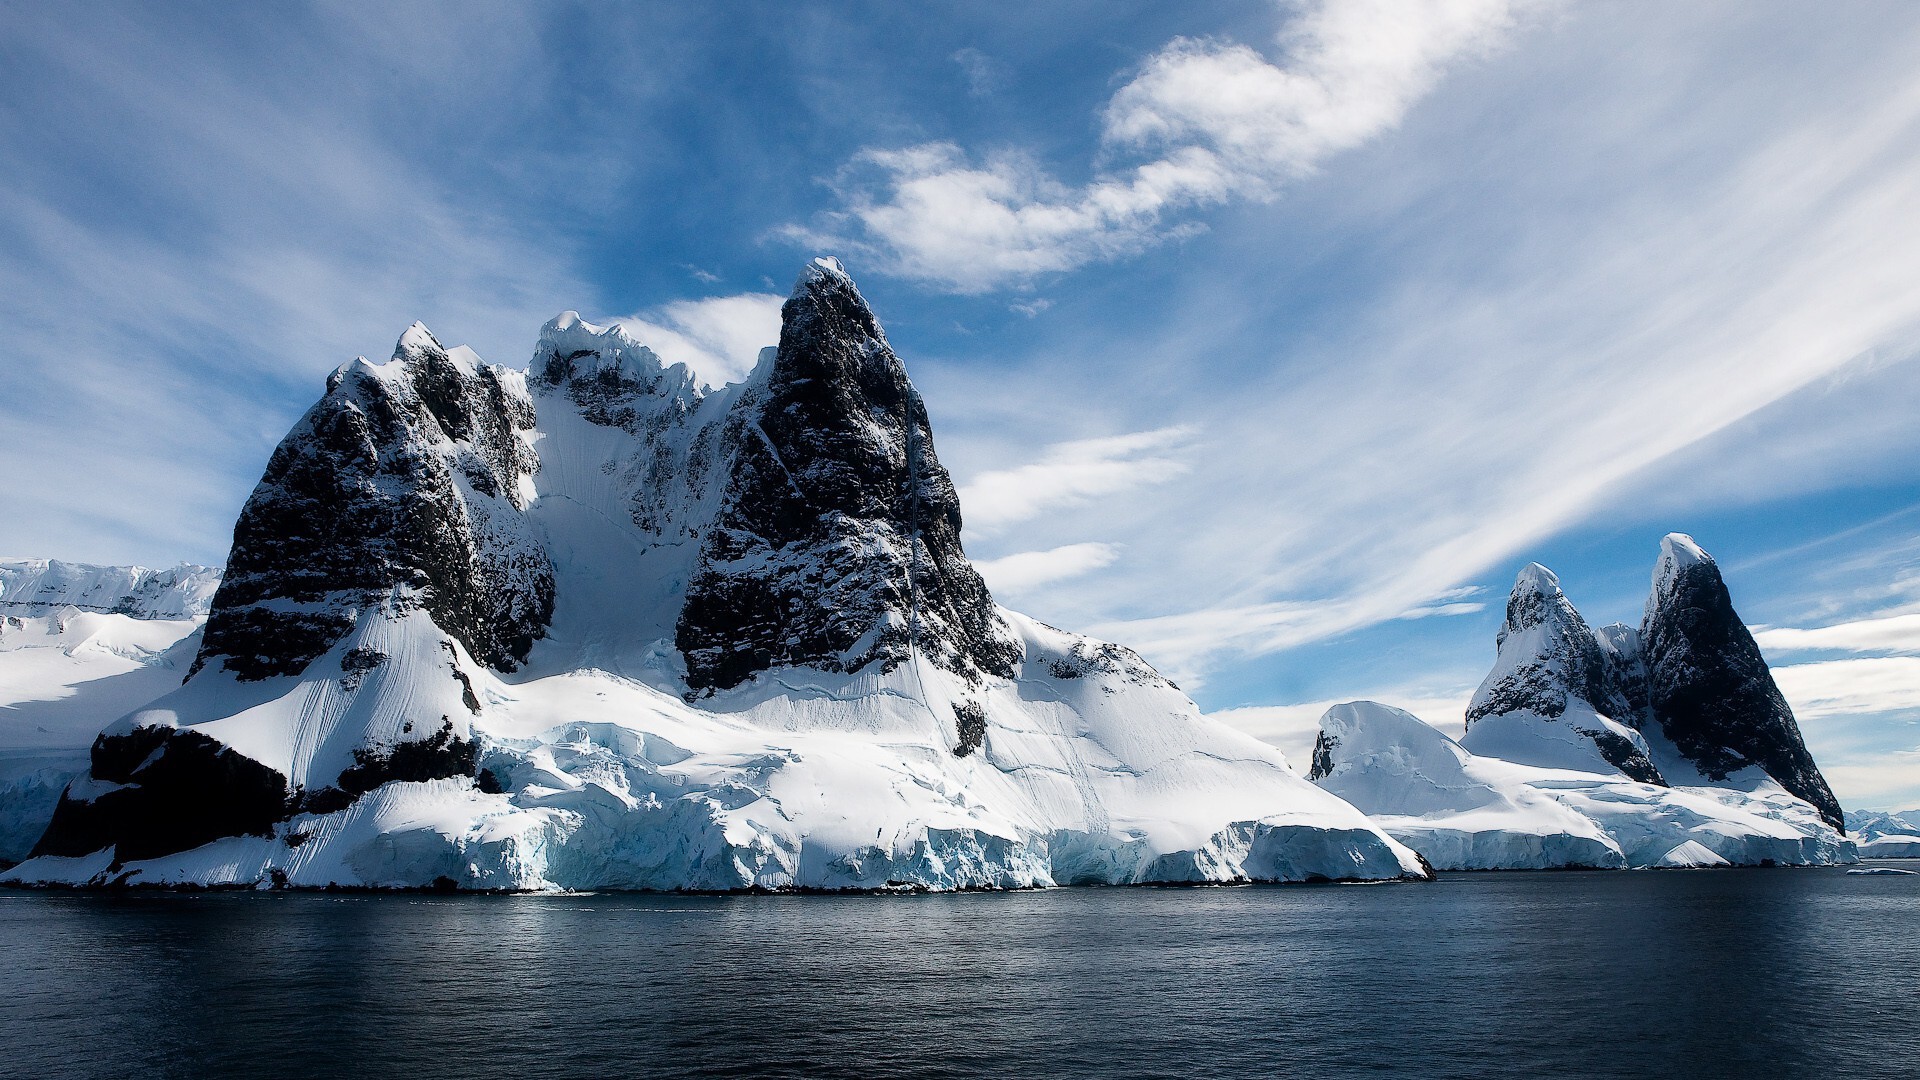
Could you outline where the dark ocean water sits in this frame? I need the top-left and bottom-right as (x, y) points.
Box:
(2, 865), (1916, 1079)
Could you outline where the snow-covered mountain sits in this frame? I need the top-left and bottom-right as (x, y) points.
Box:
(1462, 563), (1664, 783)
(1310, 701), (1847, 869)
(1638, 535), (1843, 830)
(5, 259), (1425, 891)
(0, 564), (217, 864)
(1, 559), (220, 620)
(1848, 809), (1920, 858)
(1309, 536), (1851, 869)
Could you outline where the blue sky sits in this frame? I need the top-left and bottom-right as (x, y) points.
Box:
(4, 1), (1918, 809)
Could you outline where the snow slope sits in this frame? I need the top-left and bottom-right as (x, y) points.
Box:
(0, 605), (208, 864)
(1309, 701), (1851, 870)
(4, 260), (1426, 891)
(13, 607), (1420, 890)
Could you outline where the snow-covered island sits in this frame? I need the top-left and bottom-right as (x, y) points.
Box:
(0, 261), (1862, 891)
(2, 260), (1427, 891)
(1308, 542), (1854, 869)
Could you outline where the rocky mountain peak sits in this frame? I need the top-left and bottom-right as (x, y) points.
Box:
(1638, 533), (1843, 830)
(1471, 563), (1638, 728)
(1496, 562), (1569, 648)
(674, 259), (1019, 693)
(195, 329), (552, 681)
(1464, 563), (1665, 784)
(532, 311), (703, 427)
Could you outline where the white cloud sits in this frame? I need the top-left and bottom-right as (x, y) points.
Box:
(1772, 657), (1920, 720)
(795, 0), (1538, 291)
(1755, 613), (1920, 656)
(0, 6), (593, 565)
(958, 426), (1195, 534)
(1397, 586), (1488, 620)
(961, 7), (1920, 687)
(1822, 752), (1920, 814)
(975, 542), (1120, 593)
(615, 292), (785, 389)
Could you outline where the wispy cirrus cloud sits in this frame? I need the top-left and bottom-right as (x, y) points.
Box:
(790, 0), (1541, 292)
(1771, 657), (1920, 721)
(1089, 590), (1487, 689)
(975, 542), (1120, 594)
(957, 426), (1195, 535)
(1755, 613), (1920, 656)
(961, 5), (1920, 701)
(0, 5), (596, 566)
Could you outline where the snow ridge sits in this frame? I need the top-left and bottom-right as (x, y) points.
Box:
(1463, 563), (1664, 783)
(0, 559), (221, 620)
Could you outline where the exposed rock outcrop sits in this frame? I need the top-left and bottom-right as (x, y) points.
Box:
(676, 258), (1018, 692)
(1639, 534), (1843, 831)
(195, 325), (553, 680)
(1463, 563), (1664, 784)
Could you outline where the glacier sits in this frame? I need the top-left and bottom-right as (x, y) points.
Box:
(1847, 809), (1920, 859)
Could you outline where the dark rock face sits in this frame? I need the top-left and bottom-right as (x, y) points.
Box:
(1465, 564), (1665, 785)
(1639, 535), (1844, 831)
(297, 717), (481, 815)
(32, 726), (290, 863)
(952, 701), (986, 757)
(37, 707), (489, 863)
(1306, 731), (1338, 782)
(676, 259), (1018, 692)
(196, 325), (553, 680)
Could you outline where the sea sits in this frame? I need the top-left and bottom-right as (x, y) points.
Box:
(3, 865), (1916, 1079)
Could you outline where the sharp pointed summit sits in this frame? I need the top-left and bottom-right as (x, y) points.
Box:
(1638, 533), (1844, 831)
(676, 258), (1017, 692)
(1463, 562), (1664, 783)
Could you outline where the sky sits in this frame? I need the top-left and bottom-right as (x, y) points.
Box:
(3, 0), (1918, 810)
